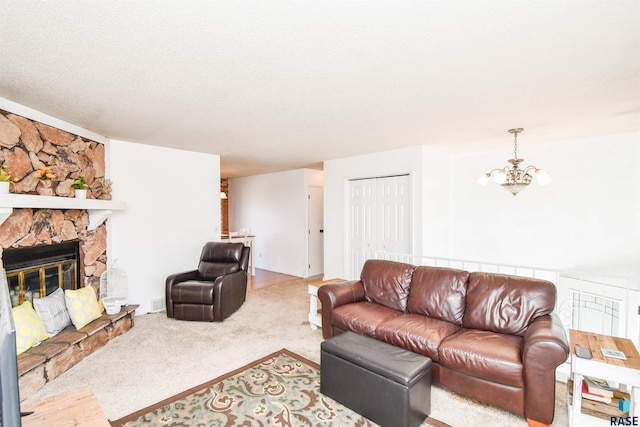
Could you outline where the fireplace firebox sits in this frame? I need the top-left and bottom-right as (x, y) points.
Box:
(3, 241), (81, 307)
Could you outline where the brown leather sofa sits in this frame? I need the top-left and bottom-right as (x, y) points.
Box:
(166, 242), (250, 321)
(318, 259), (569, 426)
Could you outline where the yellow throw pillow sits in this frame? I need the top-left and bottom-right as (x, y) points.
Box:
(64, 286), (102, 330)
(12, 301), (49, 355)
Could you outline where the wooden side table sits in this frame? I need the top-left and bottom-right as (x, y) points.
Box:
(21, 386), (110, 427)
(569, 329), (640, 426)
(308, 278), (345, 331)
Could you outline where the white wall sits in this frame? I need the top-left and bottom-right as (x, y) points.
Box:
(229, 168), (323, 277)
(109, 140), (220, 314)
(449, 132), (640, 278)
(324, 131), (640, 280)
(420, 146), (452, 261)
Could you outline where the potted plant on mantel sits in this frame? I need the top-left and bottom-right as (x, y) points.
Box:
(71, 176), (89, 199)
(0, 166), (11, 194)
(35, 166), (56, 196)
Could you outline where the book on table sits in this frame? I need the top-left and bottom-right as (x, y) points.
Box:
(581, 379), (612, 404)
(584, 376), (614, 397)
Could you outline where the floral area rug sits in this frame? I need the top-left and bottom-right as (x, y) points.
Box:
(110, 349), (449, 427)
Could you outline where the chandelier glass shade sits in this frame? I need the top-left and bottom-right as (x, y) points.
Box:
(477, 128), (551, 196)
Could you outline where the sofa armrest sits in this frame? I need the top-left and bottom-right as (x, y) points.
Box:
(165, 270), (200, 318)
(521, 312), (570, 424)
(318, 280), (366, 339)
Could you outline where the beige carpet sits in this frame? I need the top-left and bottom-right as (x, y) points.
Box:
(23, 278), (569, 426)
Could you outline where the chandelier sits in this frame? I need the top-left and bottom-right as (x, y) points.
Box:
(477, 128), (551, 196)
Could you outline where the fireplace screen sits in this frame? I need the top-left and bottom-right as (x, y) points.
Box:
(3, 242), (80, 307)
(7, 261), (77, 307)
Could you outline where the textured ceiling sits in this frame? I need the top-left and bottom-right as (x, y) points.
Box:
(1, 1), (638, 177)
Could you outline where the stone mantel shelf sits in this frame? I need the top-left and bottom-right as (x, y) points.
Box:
(0, 194), (126, 231)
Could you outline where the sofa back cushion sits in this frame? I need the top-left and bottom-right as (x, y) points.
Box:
(361, 260), (416, 312)
(462, 272), (556, 336)
(407, 266), (469, 325)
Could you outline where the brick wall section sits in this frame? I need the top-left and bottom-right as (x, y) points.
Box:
(221, 178), (229, 234)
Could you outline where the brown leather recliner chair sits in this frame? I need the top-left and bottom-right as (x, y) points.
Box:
(165, 242), (250, 321)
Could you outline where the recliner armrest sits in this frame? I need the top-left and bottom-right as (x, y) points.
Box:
(166, 270), (200, 286)
(212, 270), (248, 321)
(318, 280), (366, 339)
(521, 312), (570, 424)
(165, 270), (200, 318)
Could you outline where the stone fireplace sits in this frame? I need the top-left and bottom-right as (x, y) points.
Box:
(0, 206), (108, 298)
(0, 109), (137, 403)
(3, 241), (81, 306)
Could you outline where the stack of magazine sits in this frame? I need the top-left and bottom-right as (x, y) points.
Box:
(582, 376), (614, 404)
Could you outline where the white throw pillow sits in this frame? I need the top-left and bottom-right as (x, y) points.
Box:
(33, 288), (72, 337)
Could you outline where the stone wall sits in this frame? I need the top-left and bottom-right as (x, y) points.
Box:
(0, 110), (108, 290)
(0, 110), (105, 197)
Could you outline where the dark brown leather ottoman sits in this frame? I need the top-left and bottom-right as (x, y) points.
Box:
(320, 331), (432, 427)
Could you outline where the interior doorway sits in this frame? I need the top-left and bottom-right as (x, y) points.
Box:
(347, 174), (411, 279)
(307, 186), (324, 277)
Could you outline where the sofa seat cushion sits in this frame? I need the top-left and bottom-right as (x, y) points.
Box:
(438, 329), (524, 388)
(333, 301), (401, 338)
(376, 314), (460, 362)
(170, 281), (214, 304)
